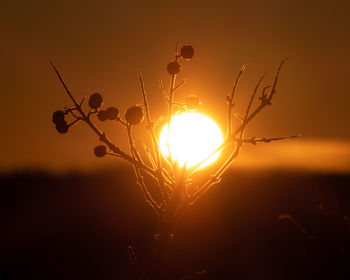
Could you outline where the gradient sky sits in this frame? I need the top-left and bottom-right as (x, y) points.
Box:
(1, 0), (349, 172)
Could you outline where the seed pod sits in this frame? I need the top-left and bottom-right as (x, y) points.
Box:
(94, 145), (107, 157)
(180, 45), (194, 60)
(167, 61), (181, 75)
(55, 120), (69, 134)
(88, 93), (103, 109)
(185, 95), (201, 110)
(97, 110), (108, 121)
(52, 110), (65, 124)
(125, 106), (144, 125)
(106, 107), (119, 120)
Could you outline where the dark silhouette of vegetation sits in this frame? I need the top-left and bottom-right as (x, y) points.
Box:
(49, 44), (299, 279)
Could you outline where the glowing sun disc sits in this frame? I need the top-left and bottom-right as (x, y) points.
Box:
(159, 112), (223, 169)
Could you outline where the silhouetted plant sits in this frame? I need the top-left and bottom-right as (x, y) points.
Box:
(51, 44), (297, 279)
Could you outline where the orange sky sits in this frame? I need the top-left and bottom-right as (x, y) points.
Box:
(0, 0), (349, 172)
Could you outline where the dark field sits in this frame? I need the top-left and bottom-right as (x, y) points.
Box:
(2, 168), (350, 280)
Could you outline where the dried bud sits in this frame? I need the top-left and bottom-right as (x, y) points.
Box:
(180, 45), (194, 60)
(88, 93), (103, 109)
(125, 106), (144, 125)
(106, 107), (120, 120)
(185, 95), (201, 110)
(94, 145), (107, 157)
(55, 120), (69, 134)
(52, 110), (65, 124)
(97, 110), (108, 121)
(167, 61), (181, 75)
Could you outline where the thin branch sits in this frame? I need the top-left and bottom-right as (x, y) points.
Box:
(267, 58), (288, 101)
(140, 139), (157, 170)
(161, 167), (175, 185)
(87, 109), (97, 119)
(159, 74), (169, 102)
(127, 124), (142, 162)
(67, 118), (81, 128)
(139, 68), (151, 124)
(79, 96), (86, 107)
(191, 140), (242, 204)
(139, 70), (170, 205)
(173, 101), (184, 106)
(173, 79), (187, 92)
(238, 72), (266, 143)
(127, 124), (160, 213)
(233, 113), (244, 122)
(227, 64), (247, 138)
(106, 152), (123, 158)
(50, 60), (80, 107)
(243, 73), (266, 121)
(51, 61), (157, 178)
(260, 86), (272, 101)
(190, 59), (288, 204)
(232, 59), (288, 138)
(169, 163), (187, 215)
(117, 117), (129, 127)
(243, 135), (300, 145)
(164, 44), (181, 163)
(187, 141), (228, 176)
(133, 165), (161, 214)
(66, 108), (82, 120)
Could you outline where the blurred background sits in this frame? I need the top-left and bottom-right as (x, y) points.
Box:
(0, 0), (349, 172)
(1, 0), (350, 279)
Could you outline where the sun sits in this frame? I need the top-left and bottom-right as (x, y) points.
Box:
(159, 112), (223, 169)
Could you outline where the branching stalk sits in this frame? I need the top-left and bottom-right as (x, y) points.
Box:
(51, 47), (295, 280)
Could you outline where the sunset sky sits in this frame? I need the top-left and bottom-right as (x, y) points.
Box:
(1, 0), (349, 172)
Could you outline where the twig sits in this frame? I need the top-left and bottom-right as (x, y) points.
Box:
(50, 61), (157, 178)
(139, 69), (169, 205)
(166, 44), (179, 159)
(226, 64), (247, 138)
(267, 58), (288, 101)
(50, 60), (80, 107)
(232, 59), (288, 138)
(190, 59), (288, 203)
(140, 139), (157, 170)
(243, 135), (300, 145)
(127, 125), (160, 213)
(173, 79), (187, 91)
(139, 68), (151, 125)
(159, 74), (169, 102)
(191, 139), (242, 203)
(243, 72), (266, 121)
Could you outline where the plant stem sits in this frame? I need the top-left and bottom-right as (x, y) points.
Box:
(152, 216), (175, 280)
(152, 164), (186, 279)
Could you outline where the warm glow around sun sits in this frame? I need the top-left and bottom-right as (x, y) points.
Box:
(159, 112), (223, 169)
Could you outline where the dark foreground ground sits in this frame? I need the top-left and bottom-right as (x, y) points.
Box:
(1, 167), (350, 280)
